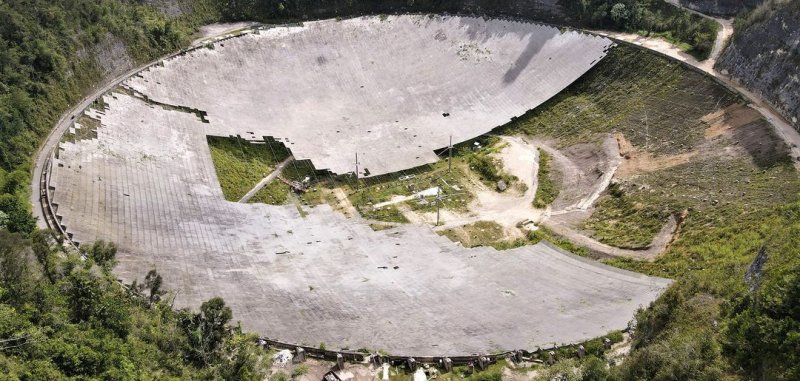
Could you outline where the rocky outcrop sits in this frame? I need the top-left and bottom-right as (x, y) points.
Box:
(717, 1), (800, 129)
(678, 0), (764, 16)
(142, 0), (191, 18)
(93, 33), (135, 78)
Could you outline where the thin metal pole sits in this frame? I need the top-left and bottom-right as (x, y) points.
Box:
(448, 135), (452, 173)
(354, 152), (359, 190)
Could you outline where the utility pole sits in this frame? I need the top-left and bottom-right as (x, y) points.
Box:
(354, 152), (360, 190)
(448, 135), (453, 173)
(430, 178), (463, 227)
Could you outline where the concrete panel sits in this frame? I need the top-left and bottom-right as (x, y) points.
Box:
(126, 15), (613, 177)
(51, 90), (669, 356)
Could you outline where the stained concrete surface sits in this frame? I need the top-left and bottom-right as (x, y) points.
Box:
(48, 15), (670, 356)
(126, 15), (613, 177)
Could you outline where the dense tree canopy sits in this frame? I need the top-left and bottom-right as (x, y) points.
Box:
(562, 0), (720, 58)
(0, 230), (269, 379)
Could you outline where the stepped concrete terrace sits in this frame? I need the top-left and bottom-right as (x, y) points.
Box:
(48, 15), (670, 356)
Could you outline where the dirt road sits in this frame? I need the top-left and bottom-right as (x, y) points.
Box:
(238, 156), (294, 203)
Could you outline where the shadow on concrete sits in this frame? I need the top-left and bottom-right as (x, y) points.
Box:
(426, 15), (561, 86)
(503, 28), (559, 84)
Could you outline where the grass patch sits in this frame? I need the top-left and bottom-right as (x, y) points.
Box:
(463, 137), (517, 188)
(297, 185), (338, 207)
(529, 227), (590, 257)
(582, 183), (670, 249)
(291, 364), (308, 378)
(439, 221), (507, 248)
(361, 205), (409, 224)
(74, 115), (100, 141)
(207, 136), (290, 201)
(602, 156), (800, 278)
(346, 158), (475, 223)
(282, 159), (318, 182)
(585, 143), (797, 250)
(533, 149), (559, 208)
(609, 193), (800, 379)
(248, 180), (290, 205)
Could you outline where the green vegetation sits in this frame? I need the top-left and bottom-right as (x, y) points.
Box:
(291, 364), (308, 378)
(593, 158), (800, 379)
(463, 137), (517, 188)
(498, 26), (798, 378)
(589, 140), (796, 249)
(347, 158), (474, 223)
(72, 115), (101, 142)
(0, 2), (279, 378)
(270, 371), (289, 381)
(561, 0), (721, 59)
(730, 0), (800, 41)
(281, 159), (317, 183)
(207, 136), (290, 201)
(360, 205), (409, 224)
(0, 0), (221, 234)
(529, 227), (591, 258)
(502, 44), (738, 155)
(609, 199), (800, 380)
(249, 180), (291, 205)
(533, 149), (559, 208)
(440, 221), (593, 253)
(435, 358), (506, 381)
(0, 230), (269, 379)
(582, 182), (670, 249)
(3, 0), (798, 379)
(439, 221), (509, 249)
(219, 0), (717, 59)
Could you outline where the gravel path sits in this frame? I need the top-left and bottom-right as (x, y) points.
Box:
(238, 156), (294, 203)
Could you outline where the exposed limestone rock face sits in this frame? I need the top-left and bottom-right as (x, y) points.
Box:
(142, 0), (190, 18)
(679, 0), (764, 16)
(93, 33), (134, 78)
(717, 1), (800, 130)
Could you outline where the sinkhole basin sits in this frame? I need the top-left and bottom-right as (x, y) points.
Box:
(48, 15), (670, 356)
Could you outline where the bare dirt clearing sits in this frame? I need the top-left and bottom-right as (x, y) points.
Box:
(615, 133), (697, 177)
(703, 103), (765, 140)
(431, 136), (543, 228)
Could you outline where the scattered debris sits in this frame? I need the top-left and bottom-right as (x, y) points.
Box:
(273, 349), (293, 366)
